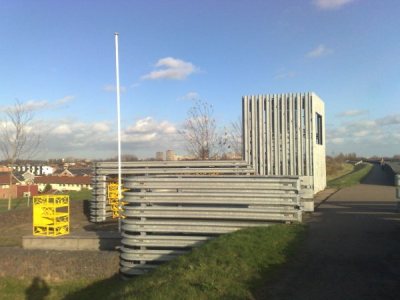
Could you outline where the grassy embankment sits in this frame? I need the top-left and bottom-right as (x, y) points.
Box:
(328, 163), (373, 188)
(326, 162), (354, 182)
(0, 224), (306, 300)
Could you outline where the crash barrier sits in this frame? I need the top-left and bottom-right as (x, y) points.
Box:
(33, 195), (69, 236)
(383, 162), (400, 211)
(91, 175), (110, 222)
(90, 161), (255, 222)
(120, 175), (302, 276)
(395, 174), (400, 212)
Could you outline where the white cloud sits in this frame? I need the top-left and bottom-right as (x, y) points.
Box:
(141, 57), (198, 80)
(93, 122), (111, 133)
(330, 137), (345, 144)
(307, 44), (333, 58)
(52, 124), (73, 135)
(376, 114), (400, 126)
(21, 100), (49, 111)
(103, 84), (127, 93)
(124, 117), (177, 137)
(313, 0), (356, 10)
(337, 109), (369, 117)
(0, 96), (75, 112)
(179, 92), (200, 101)
(327, 113), (400, 156)
(55, 95), (75, 105)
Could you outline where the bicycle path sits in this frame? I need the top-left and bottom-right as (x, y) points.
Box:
(256, 164), (400, 300)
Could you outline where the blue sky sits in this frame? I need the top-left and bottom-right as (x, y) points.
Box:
(1, 0), (399, 159)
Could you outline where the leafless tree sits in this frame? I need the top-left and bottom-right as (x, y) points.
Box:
(0, 100), (40, 210)
(180, 100), (219, 160)
(223, 117), (243, 159)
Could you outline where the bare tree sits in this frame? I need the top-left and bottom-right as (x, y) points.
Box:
(223, 117), (243, 159)
(180, 100), (219, 160)
(0, 100), (40, 210)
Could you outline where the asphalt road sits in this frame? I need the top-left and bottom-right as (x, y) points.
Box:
(256, 164), (400, 300)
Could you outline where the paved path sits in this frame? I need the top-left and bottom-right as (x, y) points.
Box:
(256, 164), (400, 300)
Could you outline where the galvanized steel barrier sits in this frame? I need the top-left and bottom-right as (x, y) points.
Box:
(91, 175), (110, 222)
(384, 162), (400, 211)
(90, 161), (255, 222)
(120, 175), (302, 276)
(395, 174), (400, 211)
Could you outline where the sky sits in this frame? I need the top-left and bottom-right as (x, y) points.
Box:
(0, 0), (399, 159)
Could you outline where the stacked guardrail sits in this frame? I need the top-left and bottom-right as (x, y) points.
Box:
(384, 162), (400, 211)
(90, 161), (254, 222)
(120, 175), (302, 276)
(91, 175), (110, 222)
(395, 174), (400, 211)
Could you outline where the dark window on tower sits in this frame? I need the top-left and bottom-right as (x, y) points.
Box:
(316, 113), (323, 145)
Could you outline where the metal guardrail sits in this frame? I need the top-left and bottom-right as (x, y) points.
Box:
(90, 175), (111, 222)
(395, 174), (400, 212)
(94, 160), (249, 168)
(120, 175), (302, 276)
(90, 162), (255, 222)
(386, 161), (400, 175)
(94, 166), (255, 175)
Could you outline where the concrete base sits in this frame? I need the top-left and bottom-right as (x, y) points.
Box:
(22, 231), (121, 251)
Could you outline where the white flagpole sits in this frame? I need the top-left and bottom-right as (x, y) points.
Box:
(114, 32), (122, 233)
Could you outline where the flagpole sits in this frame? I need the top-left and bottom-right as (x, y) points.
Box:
(114, 32), (122, 233)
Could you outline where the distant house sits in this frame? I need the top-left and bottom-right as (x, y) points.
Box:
(0, 173), (38, 199)
(13, 164), (54, 176)
(54, 168), (75, 177)
(53, 167), (92, 177)
(0, 166), (11, 173)
(35, 176), (92, 192)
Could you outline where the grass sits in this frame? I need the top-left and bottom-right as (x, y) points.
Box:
(67, 189), (92, 201)
(0, 197), (28, 213)
(328, 163), (373, 188)
(0, 277), (87, 300)
(0, 224), (306, 300)
(0, 189), (91, 214)
(326, 163), (354, 181)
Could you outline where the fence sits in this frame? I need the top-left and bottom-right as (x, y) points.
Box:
(120, 175), (302, 276)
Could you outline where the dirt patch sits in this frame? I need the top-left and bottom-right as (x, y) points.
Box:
(0, 200), (120, 282)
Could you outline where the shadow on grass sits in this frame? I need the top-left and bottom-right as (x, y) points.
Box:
(25, 277), (50, 300)
(249, 225), (308, 299)
(62, 275), (124, 300)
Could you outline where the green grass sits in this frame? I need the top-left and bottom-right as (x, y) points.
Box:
(67, 189), (92, 201)
(0, 277), (88, 300)
(0, 189), (91, 214)
(328, 163), (373, 188)
(0, 197), (28, 213)
(0, 224), (306, 300)
(326, 163), (354, 181)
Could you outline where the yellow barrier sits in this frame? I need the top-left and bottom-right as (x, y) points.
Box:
(107, 183), (126, 219)
(33, 195), (70, 237)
